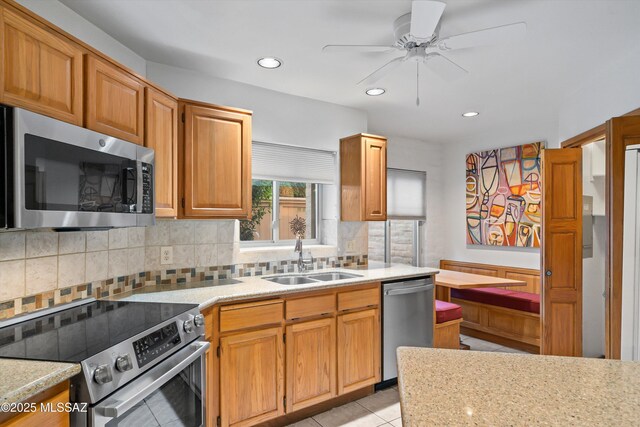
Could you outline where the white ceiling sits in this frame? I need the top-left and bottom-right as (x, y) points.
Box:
(60, 0), (640, 144)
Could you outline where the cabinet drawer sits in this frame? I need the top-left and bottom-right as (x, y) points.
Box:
(338, 286), (379, 311)
(286, 294), (336, 320)
(220, 300), (282, 333)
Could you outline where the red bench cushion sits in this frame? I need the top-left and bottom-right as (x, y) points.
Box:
(435, 299), (463, 324)
(451, 287), (540, 314)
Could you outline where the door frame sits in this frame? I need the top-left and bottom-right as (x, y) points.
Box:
(561, 107), (640, 359)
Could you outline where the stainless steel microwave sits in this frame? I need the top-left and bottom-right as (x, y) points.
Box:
(1, 106), (155, 229)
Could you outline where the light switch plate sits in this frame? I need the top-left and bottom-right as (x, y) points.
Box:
(161, 246), (173, 265)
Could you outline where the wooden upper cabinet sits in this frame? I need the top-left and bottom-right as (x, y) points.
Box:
(340, 133), (387, 221)
(0, 7), (83, 125)
(85, 54), (144, 144)
(145, 87), (178, 217)
(219, 326), (284, 427)
(180, 100), (252, 219)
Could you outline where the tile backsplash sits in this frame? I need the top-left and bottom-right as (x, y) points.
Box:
(0, 219), (369, 319)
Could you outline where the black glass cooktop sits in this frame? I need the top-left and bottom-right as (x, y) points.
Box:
(0, 300), (197, 363)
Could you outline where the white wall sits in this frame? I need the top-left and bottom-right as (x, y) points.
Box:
(147, 62), (366, 151)
(16, 0), (147, 76)
(557, 43), (640, 144)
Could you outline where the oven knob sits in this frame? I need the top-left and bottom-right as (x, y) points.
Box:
(183, 318), (195, 334)
(115, 354), (133, 372)
(194, 314), (205, 328)
(94, 364), (113, 385)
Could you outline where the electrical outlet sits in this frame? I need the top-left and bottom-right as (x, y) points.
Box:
(346, 240), (356, 253)
(160, 246), (173, 265)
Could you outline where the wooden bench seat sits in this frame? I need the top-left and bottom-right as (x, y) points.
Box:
(434, 300), (463, 349)
(440, 260), (541, 354)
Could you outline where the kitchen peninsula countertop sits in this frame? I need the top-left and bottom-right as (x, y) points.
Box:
(114, 263), (439, 309)
(396, 347), (640, 426)
(0, 359), (80, 404)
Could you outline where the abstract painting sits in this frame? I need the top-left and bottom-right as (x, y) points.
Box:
(466, 142), (542, 247)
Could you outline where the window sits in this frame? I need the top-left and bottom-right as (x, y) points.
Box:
(240, 180), (319, 244)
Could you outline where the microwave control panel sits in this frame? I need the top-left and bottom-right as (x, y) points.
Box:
(141, 163), (153, 214)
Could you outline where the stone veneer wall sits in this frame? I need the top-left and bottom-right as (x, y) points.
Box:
(368, 220), (415, 265)
(0, 219), (368, 319)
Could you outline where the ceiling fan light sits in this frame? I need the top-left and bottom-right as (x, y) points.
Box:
(366, 88), (386, 96)
(462, 111), (479, 117)
(257, 57), (282, 69)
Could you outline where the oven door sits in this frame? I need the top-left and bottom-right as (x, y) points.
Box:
(90, 340), (209, 427)
(12, 107), (154, 229)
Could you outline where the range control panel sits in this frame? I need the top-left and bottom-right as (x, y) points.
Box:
(133, 321), (181, 367)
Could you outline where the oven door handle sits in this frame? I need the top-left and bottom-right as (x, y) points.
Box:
(97, 340), (209, 419)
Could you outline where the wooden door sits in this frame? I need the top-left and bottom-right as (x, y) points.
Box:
(337, 308), (380, 394)
(0, 7), (83, 125)
(364, 137), (387, 220)
(541, 148), (583, 356)
(85, 55), (144, 144)
(606, 115), (640, 359)
(219, 327), (284, 427)
(285, 317), (336, 412)
(145, 87), (178, 217)
(182, 103), (252, 219)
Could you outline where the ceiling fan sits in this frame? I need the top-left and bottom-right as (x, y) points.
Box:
(322, 0), (526, 106)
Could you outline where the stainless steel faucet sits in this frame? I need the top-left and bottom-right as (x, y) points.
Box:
(294, 238), (305, 272)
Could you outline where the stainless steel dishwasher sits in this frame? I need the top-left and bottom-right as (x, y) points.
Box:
(382, 276), (434, 381)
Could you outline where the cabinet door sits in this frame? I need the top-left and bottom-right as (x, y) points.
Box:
(0, 7), (83, 125)
(183, 104), (251, 219)
(286, 317), (336, 412)
(337, 308), (380, 394)
(363, 137), (387, 220)
(145, 87), (178, 217)
(85, 55), (144, 144)
(220, 327), (284, 427)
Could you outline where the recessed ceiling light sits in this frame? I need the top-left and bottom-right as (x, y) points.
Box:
(462, 111), (479, 117)
(366, 88), (386, 96)
(257, 57), (282, 69)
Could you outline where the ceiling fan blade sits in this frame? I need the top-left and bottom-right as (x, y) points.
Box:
(410, 1), (446, 40)
(357, 55), (407, 86)
(437, 22), (527, 51)
(424, 53), (468, 82)
(322, 44), (399, 53)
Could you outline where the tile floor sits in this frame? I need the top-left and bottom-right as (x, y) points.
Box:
(287, 335), (529, 427)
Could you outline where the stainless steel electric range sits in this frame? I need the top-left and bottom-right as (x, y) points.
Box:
(0, 298), (209, 427)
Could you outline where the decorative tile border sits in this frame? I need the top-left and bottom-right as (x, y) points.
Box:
(0, 255), (368, 320)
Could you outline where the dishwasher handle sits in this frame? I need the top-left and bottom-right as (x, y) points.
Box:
(384, 283), (434, 296)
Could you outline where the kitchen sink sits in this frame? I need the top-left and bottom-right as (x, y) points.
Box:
(306, 272), (362, 281)
(264, 276), (318, 285)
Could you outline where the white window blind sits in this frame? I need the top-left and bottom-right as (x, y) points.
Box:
(387, 168), (426, 219)
(252, 141), (336, 184)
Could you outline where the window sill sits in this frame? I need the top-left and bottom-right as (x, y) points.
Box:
(238, 245), (338, 264)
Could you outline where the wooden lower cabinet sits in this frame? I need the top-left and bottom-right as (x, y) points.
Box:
(286, 317), (337, 412)
(337, 308), (381, 395)
(213, 284), (381, 427)
(0, 381), (70, 427)
(219, 326), (285, 427)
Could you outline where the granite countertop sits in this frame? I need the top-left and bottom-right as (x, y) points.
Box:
(0, 359), (80, 404)
(396, 347), (640, 426)
(0, 264), (437, 406)
(114, 264), (439, 309)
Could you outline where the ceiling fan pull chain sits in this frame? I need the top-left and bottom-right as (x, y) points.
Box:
(416, 61), (420, 106)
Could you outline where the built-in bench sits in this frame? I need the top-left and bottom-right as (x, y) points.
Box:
(439, 260), (541, 353)
(434, 299), (463, 349)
